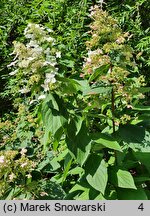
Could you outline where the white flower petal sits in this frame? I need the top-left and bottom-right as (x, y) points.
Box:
(38, 95), (46, 100)
(0, 156), (4, 163)
(56, 51), (61, 58)
(9, 69), (18, 76)
(19, 88), (30, 94)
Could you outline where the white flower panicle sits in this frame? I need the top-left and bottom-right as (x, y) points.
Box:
(7, 23), (61, 93)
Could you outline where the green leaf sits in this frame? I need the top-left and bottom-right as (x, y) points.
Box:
(93, 193), (105, 200)
(133, 105), (150, 111)
(66, 120), (91, 166)
(5, 187), (22, 200)
(57, 76), (81, 94)
(41, 130), (51, 151)
(76, 80), (90, 93)
(117, 169), (137, 189)
(133, 152), (150, 173)
(76, 189), (90, 200)
(69, 184), (88, 193)
(139, 87), (150, 93)
(53, 127), (64, 150)
(89, 64), (110, 82)
(83, 86), (112, 96)
(86, 157), (108, 195)
(91, 133), (122, 151)
(57, 149), (68, 162)
(50, 158), (61, 171)
(68, 167), (84, 176)
(37, 158), (52, 171)
(74, 116), (84, 135)
(60, 59), (74, 68)
(117, 188), (148, 200)
(44, 93), (59, 111)
(110, 168), (137, 189)
(134, 176), (150, 183)
(62, 154), (72, 183)
(118, 124), (145, 143)
(41, 94), (67, 150)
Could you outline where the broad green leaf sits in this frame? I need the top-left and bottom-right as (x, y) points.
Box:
(41, 130), (51, 152)
(69, 184), (88, 193)
(117, 169), (137, 189)
(74, 116), (84, 135)
(57, 76), (81, 94)
(68, 167), (84, 176)
(41, 94), (67, 150)
(88, 185), (106, 200)
(57, 149), (68, 162)
(110, 168), (137, 189)
(83, 86), (112, 96)
(38, 157), (60, 172)
(89, 64), (110, 82)
(117, 188), (148, 200)
(86, 159), (108, 195)
(53, 127), (64, 150)
(118, 124), (145, 143)
(37, 158), (51, 171)
(134, 176), (150, 183)
(5, 187), (23, 200)
(66, 121), (91, 166)
(76, 80), (112, 96)
(133, 152), (150, 173)
(145, 190), (150, 199)
(76, 80), (90, 93)
(5, 188), (15, 200)
(44, 93), (59, 111)
(94, 193), (105, 200)
(50, 158), (61, 171)
(60, 59), (74, 68)
(91, 133), (122, 151)
(62, 153), (72, 183)
(76, 189), (90, 200)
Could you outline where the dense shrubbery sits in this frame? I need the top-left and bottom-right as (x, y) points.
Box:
(0, 0), (150, 200)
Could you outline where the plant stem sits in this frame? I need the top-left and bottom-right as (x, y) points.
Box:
(111, 87), (115, 134)
(110, 65), (115, 134)
(110, 65), (117, 164)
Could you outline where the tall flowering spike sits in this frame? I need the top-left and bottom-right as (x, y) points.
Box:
(83, 5), (145, 124)
(7, 23), (60, 96)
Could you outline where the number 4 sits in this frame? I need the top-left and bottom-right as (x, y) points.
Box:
(138, 203), (144, 211)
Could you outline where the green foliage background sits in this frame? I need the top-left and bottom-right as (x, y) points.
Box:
(0, 0), (150, 200)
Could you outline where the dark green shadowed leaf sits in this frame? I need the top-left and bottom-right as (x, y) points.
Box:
(66, 119), (91, 166)
(117, 188), (148, 200)
(133, 152), (150, 173)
